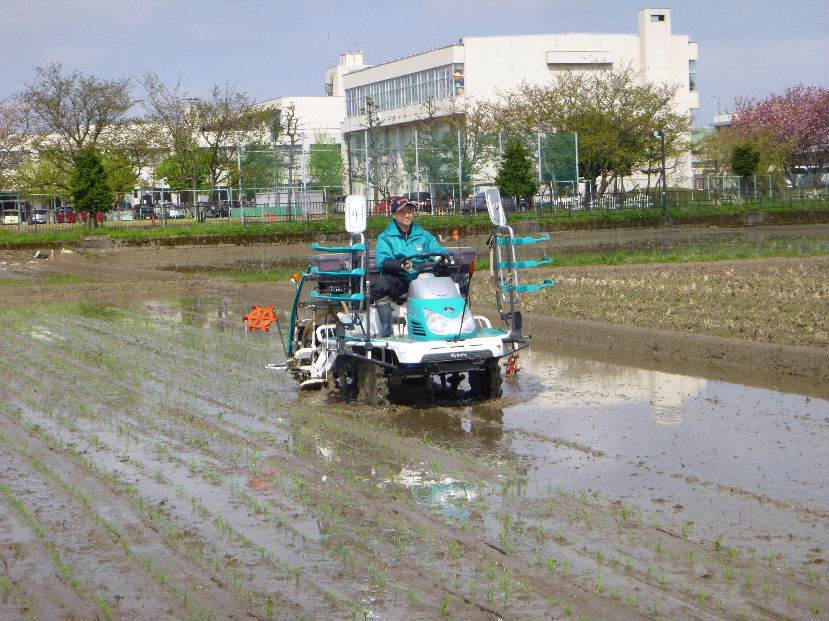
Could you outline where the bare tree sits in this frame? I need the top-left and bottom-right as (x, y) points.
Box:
(0, 97), (29, 189)
(17, 63), (136, 223)
(21, 63), (132, 158)
(141, 73), (270, 210)
(268, 103), (302, 217)
(349, 97), (402, 206)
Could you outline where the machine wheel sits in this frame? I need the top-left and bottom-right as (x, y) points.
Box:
(326, 359), (359, 402)
(469, 359), (503, 400)
(357, 361), (389, 406)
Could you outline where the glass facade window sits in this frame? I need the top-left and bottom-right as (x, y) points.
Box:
(688, 59), (696, 92)
(346, 63), (464, 118)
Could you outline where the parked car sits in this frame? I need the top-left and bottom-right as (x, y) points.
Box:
(28, 209), (48, 224)
(462, 191), (488, 214)
(1, 209), (20, 225)
(156, 203), (188, 219)
(402, 191), (432, 212)
(79, 211), (104, 224)
(55, 206), (77, 223)
(201, 202), (229, 218)
(134, 204), (155, 219)
(108, 209), (135, 222)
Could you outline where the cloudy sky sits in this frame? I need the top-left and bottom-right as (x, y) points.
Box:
(2, 0), (827, 126)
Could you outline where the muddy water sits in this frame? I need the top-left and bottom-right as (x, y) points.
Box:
(154, 296), (828, 568)
(3, 294), (827, 620)
(501, 352), (829, 566)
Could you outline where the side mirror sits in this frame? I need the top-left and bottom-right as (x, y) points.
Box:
(484, 188), (506, 226)
(344, 195), (367, 234)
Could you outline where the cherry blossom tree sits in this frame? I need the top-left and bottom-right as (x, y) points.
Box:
(731, 85), (829, 175)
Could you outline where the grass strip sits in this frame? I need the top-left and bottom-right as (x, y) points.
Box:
(0, 200), (826, 247)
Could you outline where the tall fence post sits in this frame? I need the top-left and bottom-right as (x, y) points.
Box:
(457, 130), (463, 207)
(414, 129), (419, 194)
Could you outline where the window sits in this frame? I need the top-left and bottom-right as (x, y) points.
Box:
(689, 59), (697, 92)
(651, 13), (665, 22)
(346, 63), (465, 117)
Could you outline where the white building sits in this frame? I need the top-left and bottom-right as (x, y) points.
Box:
(341, 7), (699, 195)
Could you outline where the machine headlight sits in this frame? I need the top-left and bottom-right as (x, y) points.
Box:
(423, 308), (476, 335)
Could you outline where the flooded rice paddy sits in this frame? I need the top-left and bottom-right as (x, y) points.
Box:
(0, 296), (826, 620)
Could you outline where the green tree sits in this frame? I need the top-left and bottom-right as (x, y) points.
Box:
(14, 157), (71, 196)
(402, 100), (495, 203)
(495, 139), (538, 205)
(155, 146), (212, 192)
(70, 147), (112, 226)
(496, 67), (689, 201)
(239, 142), (284, 198)
(307, 135), (343, 190)
(731, 143), (760, 178)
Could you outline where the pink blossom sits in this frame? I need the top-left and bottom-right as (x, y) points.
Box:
(732, 84), (829, 167)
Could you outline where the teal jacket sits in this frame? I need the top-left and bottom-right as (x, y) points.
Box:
(375, 220), (446, 282)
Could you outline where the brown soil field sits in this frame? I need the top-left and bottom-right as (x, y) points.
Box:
(0, 223), (826, 620)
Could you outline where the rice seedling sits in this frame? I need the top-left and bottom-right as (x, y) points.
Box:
(723, 562), (735, 582)
(439, 595), (451, 616)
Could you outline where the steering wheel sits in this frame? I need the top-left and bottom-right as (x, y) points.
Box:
(396, 252), (453, 275)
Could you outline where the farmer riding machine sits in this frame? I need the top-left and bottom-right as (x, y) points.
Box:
(282, 190), (553, 404)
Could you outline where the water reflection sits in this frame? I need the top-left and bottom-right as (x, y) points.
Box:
(144, 297), (242, 332)
(389, 404), (504, 445)
(384, 467), (479, 521)
(504, 348), (829, 565)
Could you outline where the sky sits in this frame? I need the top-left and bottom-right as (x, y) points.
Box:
(2, 0), (827, 127)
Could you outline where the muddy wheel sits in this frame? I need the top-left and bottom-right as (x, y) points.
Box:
(447, 373), (463, 392)
(326, 359), (358, 402)
(469, 359), (503, 400)
(357, 361), (389, 406)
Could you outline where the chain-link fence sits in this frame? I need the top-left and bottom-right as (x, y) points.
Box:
(345, 129), (579, 215)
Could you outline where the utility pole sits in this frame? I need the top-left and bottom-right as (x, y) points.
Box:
(457, 130), (463, 211)
(654, 130), (667, 218)
(237, 141), (246, 227)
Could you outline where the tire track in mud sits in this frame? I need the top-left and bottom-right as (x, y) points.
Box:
(2, 306), (826, 620)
